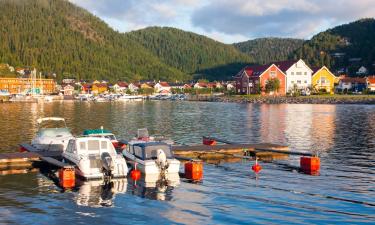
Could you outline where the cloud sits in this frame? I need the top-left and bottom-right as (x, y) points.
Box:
(192, 0), (375, 39)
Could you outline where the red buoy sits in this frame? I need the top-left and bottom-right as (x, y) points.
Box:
(130, 163), (141, 181)
(252, 158), (262, 173)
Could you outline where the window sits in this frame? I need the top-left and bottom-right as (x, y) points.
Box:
(101, 141), (107, 149)
(297, 80), (302, 84)
(270, 71), (276, 78)
(79, 141), (86, 151)
(67, 140), (76, 153)
(87, 140), (100, 151)
(291, 81), (294, 84)
(321, 77), (326, 84)
(304, 72), (307, 75)
(291, 72), (294, 75)
(304, 80), (307, 83)
(134, 146), (143, 159)
(296, 72), (302, 75)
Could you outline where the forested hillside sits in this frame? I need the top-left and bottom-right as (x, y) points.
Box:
(127, 27), (252, 80)
(0, 0), (186, 81)
(293, 19), (375, 75)
(234, 38), (304, 65)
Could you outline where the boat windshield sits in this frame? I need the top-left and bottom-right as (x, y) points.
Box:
(39, 120), (67, 129)
(144, 145), (173, 160)
(91, 134), (116, 141)
(39, 128), (71, 137)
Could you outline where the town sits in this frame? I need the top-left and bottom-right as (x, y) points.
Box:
(0, 59), (375, 102)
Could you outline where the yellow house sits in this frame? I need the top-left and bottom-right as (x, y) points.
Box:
(312, 66), (337, 94)
(92, 83), (108, 94)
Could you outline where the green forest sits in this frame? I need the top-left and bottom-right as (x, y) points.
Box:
(293, 18), (375, 75)
(234, 38), (304, 65)
(0, 0), (374, 81)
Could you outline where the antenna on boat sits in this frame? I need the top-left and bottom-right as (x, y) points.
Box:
(101, 126), (104, 133)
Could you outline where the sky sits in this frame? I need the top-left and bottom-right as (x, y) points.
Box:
(68, 0), (375, 43)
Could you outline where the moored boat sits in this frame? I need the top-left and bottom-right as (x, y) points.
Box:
(83, 128), (120, 149)
(123, 141), (180, 176)
(31, 117), (74, 152)
(63, 137), (128, 180)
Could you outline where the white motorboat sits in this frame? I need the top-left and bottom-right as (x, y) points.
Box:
(123, 141), (180, 176)
(63, 137), (128, 180)
(118, 94), (144, 102)
(31, 117), (74, 152)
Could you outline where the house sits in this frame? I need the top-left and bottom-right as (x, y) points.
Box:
(312, 66), (337, 94)
(128, 83), (140, 93)
(225, 82), (235, 91)
(336, 77), (367, 93)
(113, 82), (128, 93)
(194, 82), (208, 89)
(274, 59), (313, 92)
(366, 76), (375, 91)
(0, 77), (56, 94)
(356, 66), (368, 76)
(154, 82), (171, 94)
(81, 84), (92, 94)
(62, 84), (75, 96)
(92, 83), (108, 94)
(183, 84), (192, 89)
(234, 64), (286, 95)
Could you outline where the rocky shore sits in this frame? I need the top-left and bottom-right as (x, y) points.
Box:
(188, 95), (375, 104)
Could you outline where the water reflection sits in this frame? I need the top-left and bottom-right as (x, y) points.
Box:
(129, 173), (180, 201)
(74, 179), (127, 208)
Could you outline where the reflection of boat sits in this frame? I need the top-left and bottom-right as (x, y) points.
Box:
(63, 137), (128, 179)
(130, 173), (180, 201)
(123, 141), (180, 176)
(31, 117), (74, 152)
(75, 179), (127, 207)
(83, 128), (120, 148)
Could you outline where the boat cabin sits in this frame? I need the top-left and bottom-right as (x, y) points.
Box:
(83, 129), (117, 141)
(126, 142), (174, 160)
(66, 137), (117, 157)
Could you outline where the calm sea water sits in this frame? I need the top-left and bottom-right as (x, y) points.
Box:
(0, 101), (374, 224)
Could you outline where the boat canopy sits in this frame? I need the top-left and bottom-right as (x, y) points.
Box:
(37, 117), (66, 124)
(130, 142), (173, 160)
(83, 129), (113, 135)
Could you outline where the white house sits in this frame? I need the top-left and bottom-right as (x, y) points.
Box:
(225, 83), (235, 91)
(356, 66), (368, 75)
(154, 82), (171, 94)
(275, 59), (313, 92)
(128, 83), (139, 93)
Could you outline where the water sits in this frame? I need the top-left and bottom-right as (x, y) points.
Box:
(0, 101), (374, 224)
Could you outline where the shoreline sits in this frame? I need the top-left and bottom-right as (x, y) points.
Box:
(188, 95), (375, 105)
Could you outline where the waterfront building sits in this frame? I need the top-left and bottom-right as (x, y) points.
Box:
(0, 77), (56, 94)
(92, 83), (108, 94)
(113, 82), (128, 93)
(234, 64), (286, 95)
(336, 77), (367, 93)
(275, 59), (313, 92)
(366, 76), (375, 91)
(312, 66), (337, 94)
(154, 82), (171, 94)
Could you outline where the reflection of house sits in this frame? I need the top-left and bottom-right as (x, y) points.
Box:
(92, 83), (108, 94)
(312, 66), (337, 94)
(367, 76), (375, 91)
(336, 77), (367, 93)
(235, 64), (286, 95)
(275, 59), (313, 92)
(0, 77), (56, 94)
(154, 82), (171, 94)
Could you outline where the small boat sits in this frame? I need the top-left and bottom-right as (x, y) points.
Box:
(31, 117), (74, 152)
(122, 141), (180, 176)
(118, 94), (144, 102)
(130, 128), (174, 145)
(63, 137), (128, 180)
(83, 128), (120, 149)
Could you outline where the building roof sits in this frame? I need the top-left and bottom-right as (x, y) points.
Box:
(117, 82), (128, 87)
(273, 60), (299, 73)
(158, 82), (170, 87)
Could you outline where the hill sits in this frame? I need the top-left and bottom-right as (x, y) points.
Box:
(233, 38), (304, 65)
(293, 18), (375, 75)
(0, 0), (186, 82)
(126, 27), (252, 80)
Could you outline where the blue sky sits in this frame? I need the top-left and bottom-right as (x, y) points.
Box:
(69, 0), (375, 43)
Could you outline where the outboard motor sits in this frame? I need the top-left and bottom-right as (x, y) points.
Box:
(101, 152), (114, 178)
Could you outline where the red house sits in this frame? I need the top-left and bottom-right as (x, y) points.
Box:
(234, 64), (286, 95)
